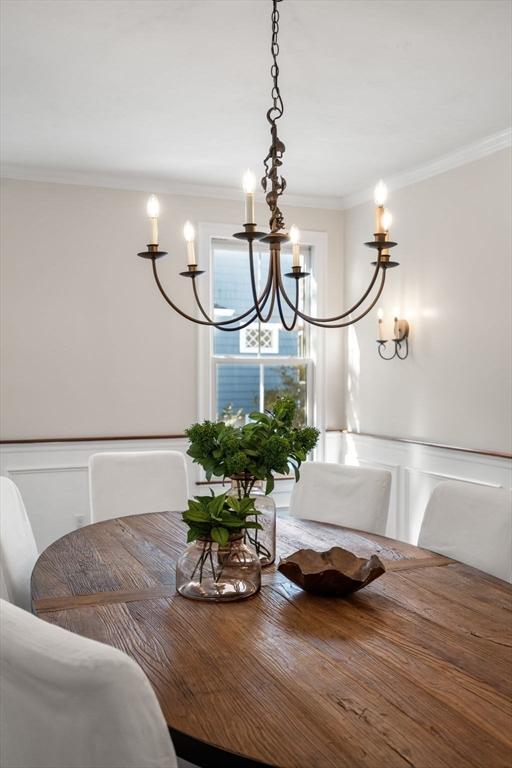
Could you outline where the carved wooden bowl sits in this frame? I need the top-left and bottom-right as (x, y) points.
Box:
(278, 547), (386, 596)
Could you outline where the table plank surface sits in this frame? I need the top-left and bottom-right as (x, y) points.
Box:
(31, 512), (512, 768)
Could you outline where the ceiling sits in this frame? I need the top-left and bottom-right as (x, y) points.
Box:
(1, 0), (510, 205)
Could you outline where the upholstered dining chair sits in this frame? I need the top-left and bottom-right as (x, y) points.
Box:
(89, 450), (189, 523)
(0, 476), (38, 611)
(418, 481), (512, 582)
(0, 599), (178, 768)
(289, 462), (392, 535)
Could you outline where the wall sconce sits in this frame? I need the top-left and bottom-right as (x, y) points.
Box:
(376, 308), (410, 360)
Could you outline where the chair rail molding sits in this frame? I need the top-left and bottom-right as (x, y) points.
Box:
(2, 432), (510, 551)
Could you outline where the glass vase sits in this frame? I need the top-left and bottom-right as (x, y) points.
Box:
(176, 536), (261, 602)
(230, 477), (276, 567)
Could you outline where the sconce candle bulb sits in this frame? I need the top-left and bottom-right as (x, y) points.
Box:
(377, 307), (384, 341)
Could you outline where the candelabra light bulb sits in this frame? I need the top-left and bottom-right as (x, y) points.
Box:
(381, 211), (393, 232)
(377, 308), (384, 321)
(289, 225), (300, 245)
(146, 194), (160, 219)
(242, 169), (256, 194)
(183, 221), (195, 242)
(374, 180), (388, 207)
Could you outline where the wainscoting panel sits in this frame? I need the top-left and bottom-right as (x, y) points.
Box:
(0, 439), (193, 552)
(1, 433), (510, 552)
(326, 432), (511, 542)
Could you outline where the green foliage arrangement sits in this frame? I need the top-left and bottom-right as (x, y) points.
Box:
(185, 396), (320, 495)
(182, 491), (261, 547)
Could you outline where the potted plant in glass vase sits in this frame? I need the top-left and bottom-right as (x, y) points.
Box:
(176, 491), (261, 602)
(185, 396), (320, 566)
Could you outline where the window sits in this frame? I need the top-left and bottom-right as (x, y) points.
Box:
(239, 324), (280, 355)
(197, 225), (327, 441)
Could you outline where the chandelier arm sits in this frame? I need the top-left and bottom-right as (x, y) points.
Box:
(274, 250), (300, 331)
(303, 271), (387, 329)
(276, 277), (299, 331)
(190, 278), (265, 332)
(277, 256), (383, 324)
(207, 243), (275, 326)
(151, 260), (259, 330)
(254, 250), (278, 324)
(276, 264), (386, 328)
(248, 238), (274, 323)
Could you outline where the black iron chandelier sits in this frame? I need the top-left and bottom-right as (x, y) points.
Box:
(137, 0), (399, 331)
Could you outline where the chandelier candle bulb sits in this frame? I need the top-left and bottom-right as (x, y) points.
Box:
(183, 221), (196, 266)
(289, 225), (301, 268)
(381, 211), (393, 256)
(146, 194), (160, 245)
(243, 169), (256, 225)
(373, 180), (388, 234)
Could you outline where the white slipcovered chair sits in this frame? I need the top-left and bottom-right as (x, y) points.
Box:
(0, 476), (38, 611)
(89, 450), (189, 523)
(289, 462), (391, 535)
(418, 481), (512, 582)
(0, 599), (178, 768)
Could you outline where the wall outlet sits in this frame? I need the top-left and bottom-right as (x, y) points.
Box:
(74, 514), (85, 529)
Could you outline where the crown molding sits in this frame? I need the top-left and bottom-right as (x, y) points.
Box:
(0, 165), (345, 211)
(2, 127), (510, 212)
(340, 127), (512, 210)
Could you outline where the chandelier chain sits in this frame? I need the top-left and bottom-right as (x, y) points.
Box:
(262, 0), (287, 233)
(138, 0), (398, 333)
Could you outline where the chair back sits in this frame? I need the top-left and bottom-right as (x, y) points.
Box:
(0, 599), (177, 768)
(289, 462), (391, 535)
(0, 476), (38, 610)
(89, 450), (189, 523)
(418, 481), (512, 582)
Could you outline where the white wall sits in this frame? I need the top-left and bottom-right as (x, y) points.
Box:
(343, 149), (512, 453)
(0, 179), (344, 439)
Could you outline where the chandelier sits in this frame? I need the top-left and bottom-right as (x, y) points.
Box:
(137, 0), (399, 331)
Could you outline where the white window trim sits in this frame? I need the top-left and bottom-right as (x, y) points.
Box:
(197, 222), (327, 460)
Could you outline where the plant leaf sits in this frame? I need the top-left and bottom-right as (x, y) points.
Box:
(211, 526), (229, 547)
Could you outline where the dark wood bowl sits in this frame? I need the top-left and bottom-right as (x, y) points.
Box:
(278, 546), (385, 596)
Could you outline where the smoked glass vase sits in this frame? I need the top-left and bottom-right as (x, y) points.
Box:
(176, 536), (261, 602)
(230, 477), (276, 567)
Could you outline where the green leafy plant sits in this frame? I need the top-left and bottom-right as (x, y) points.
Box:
(182, 491), (262, 547)
(185, 396), (320, 495)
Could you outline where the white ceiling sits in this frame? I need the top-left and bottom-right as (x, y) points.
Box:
(1, 0), (510, 205)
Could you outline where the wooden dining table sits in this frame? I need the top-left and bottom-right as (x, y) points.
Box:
(31, 512), (512, 768)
